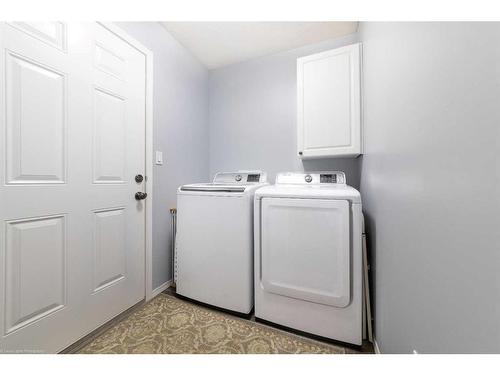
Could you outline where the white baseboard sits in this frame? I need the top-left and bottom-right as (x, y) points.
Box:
(373, 338), (381, 354)
(151, 280), (172, 298)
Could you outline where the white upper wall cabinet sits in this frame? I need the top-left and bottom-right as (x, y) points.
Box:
(297, 43), (362, 159)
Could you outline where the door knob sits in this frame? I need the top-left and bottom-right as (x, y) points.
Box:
(135, 174), (144, 183)
(135, 192), (147, 200)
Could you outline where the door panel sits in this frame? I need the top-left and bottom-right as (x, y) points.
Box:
(4, 215), (66, 335)
(0, 22), (146, 353)
(93, 208), (126, 293)
(260, 198), (351, 308)
(8, 22), (66, 51)
(93, 87), (126, 183)
(94, 43), (125, 80)
(5, 51), (66, 184)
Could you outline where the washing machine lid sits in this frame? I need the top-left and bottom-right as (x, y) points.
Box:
(180, 171), (268, 193)
(255, 172), (361, 203)
(180, 183), (247, 193)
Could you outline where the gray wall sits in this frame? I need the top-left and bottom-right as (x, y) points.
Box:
(359, 22), (500, 353)
(116, 22), (209, 289)
(208, 34), (362, 188)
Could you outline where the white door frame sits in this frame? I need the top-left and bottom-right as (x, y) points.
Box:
(98, 22), (155, 302)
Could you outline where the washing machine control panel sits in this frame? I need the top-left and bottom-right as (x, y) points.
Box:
(213, 171), (268, 184)
(276, 172), (346, 185)
(247, 174), (261, 182)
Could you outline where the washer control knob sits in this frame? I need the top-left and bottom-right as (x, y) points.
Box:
(305, 174), (312, 183)
(235, 174), (242, 182)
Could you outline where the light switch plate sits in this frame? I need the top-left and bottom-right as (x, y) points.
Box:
(155, 151), (163, 165)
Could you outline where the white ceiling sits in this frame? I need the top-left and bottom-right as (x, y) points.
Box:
(161, 22), (358, 70)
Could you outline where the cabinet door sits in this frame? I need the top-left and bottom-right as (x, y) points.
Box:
(297, 43), (361, 159)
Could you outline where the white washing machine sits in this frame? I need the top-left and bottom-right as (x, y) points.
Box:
(176, 171), (268, 314)
(254, 171), (363, 345)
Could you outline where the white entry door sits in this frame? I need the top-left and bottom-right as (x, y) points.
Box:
(0, 22), (147, 353)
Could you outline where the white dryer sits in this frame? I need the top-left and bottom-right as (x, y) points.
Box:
(176, 171), (268, 314)
(254, 171), (363, 345)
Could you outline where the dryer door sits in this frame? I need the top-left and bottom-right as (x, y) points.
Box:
(260, 198), (351, 307)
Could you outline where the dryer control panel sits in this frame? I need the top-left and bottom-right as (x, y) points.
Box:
(275, 171), (346, 185)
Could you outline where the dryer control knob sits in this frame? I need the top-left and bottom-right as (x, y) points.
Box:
(305, 174), (312, 183)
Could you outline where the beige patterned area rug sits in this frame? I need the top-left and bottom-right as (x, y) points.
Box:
(77, 293), (351, 354)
